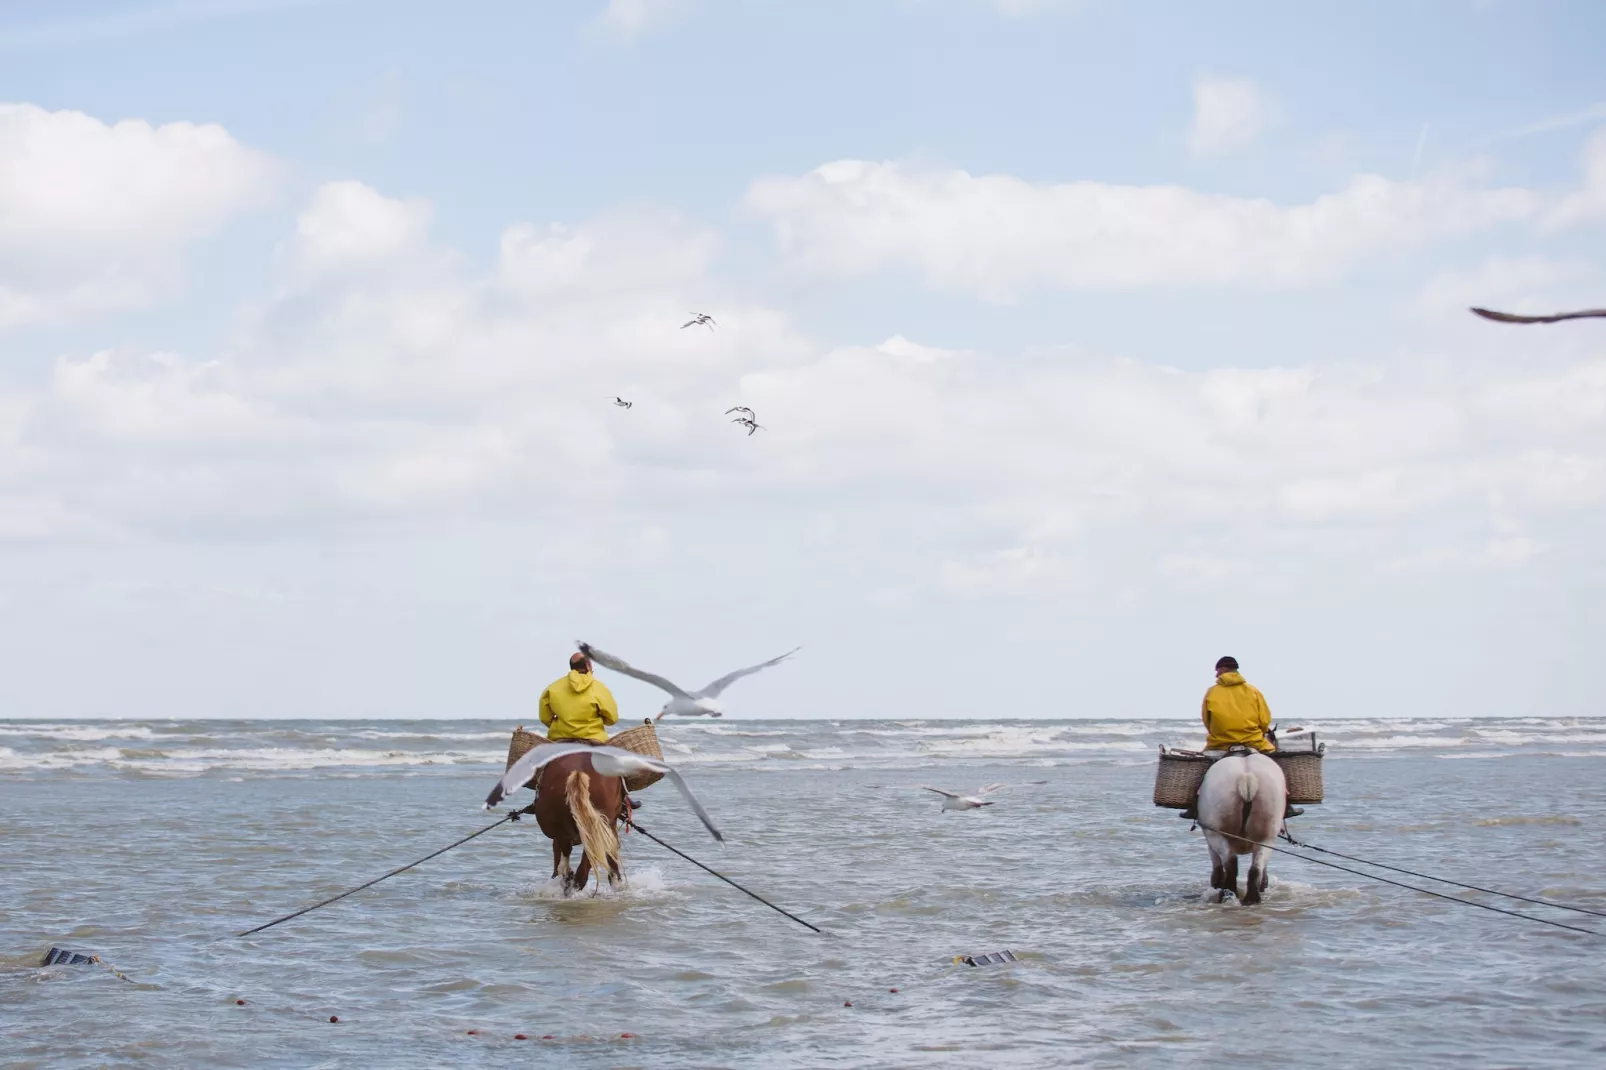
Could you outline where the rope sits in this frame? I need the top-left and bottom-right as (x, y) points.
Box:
(630, 822), (825, 935)
(1194, 820), (1603, 939)
(1282, 834), (1606, 920)
(237, 814), (517, 937)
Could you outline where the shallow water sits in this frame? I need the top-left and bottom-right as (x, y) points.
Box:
(4, 717), (1605, 1068)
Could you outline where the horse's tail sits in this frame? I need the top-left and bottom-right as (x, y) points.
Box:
(566, 770), (619, 890)
(1236, 770), (1258, 843)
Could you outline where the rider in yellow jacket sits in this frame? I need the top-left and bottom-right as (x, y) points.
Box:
(1201, 657), (1274, 753)
(540, 652), (620, 743)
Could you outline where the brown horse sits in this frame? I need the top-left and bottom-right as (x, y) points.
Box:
(526, 749), (628, 895)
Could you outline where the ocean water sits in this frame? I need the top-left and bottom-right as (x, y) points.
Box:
(4, 716), (1605, 1068)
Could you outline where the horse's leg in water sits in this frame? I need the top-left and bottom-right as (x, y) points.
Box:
(551, 839), (571, 883)
(1207, 834), (1228, 891)
(1221, 854), (1239, 903)
(1242, 844), (1268, 906)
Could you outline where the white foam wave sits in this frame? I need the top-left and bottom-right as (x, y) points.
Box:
(515, 863), (675, 901)
(0, 724), (159, 741)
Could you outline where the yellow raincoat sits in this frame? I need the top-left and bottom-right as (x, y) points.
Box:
(539, 670), (619, 743)
(1201, 671), (1274, 752)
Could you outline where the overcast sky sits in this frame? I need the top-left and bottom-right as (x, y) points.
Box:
(1, 0), (1604, 722)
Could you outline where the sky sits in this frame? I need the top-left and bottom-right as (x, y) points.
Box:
(1, 0), (1605, 722)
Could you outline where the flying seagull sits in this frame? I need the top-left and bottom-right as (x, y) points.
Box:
(682, 313), (717, 331)
(611, 397), (633, 409)
(731, 416), (764, 436)
(725, 406), (754, 419)
(484, 742), (722, 841)
(922, 784), (1009, 812)
(1471, 306), (1606, 324)
(578, 641), (799, 720)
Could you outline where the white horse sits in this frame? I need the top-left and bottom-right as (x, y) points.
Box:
(1197, 749), (1287, 905)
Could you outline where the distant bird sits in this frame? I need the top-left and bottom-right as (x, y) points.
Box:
(731, 416), (764, 436)
(922, 784), (1009, 812)
(611, 397), (633, 409)
(682, 313), (717, 331)
(485, 742), (721, 841)
(1471, 306), (1606, 324)
(724, 406), (754, 419)
(578, 641), (799, 720)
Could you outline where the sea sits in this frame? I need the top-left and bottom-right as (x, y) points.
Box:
(4, 716), (1605, 1068)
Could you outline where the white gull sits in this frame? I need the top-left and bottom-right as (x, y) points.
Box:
(579, 641), (799, 719)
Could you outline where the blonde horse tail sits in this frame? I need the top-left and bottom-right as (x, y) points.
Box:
(566, 770), (620, 891)
(1236, 770), (1258, 844)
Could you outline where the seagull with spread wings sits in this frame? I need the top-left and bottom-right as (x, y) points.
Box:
(484, 743), (722, 841)
(611, 396), (633, 409)
(682, 313), (717, 331)
(578, 641), (799, 719)
(1471, 306), (1606, 324)
(922, 783), (1010, 812)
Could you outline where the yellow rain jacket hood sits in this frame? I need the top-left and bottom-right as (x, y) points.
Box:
(539, 670), (620, 743)
(1201, 671), (1274, 753)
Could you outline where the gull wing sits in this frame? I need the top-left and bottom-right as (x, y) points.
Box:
(974, 783), (1009, 796)
(585, 747), (721, 841)
(694, 646), (800, 698)
(484, 742), (598, 809)
(1471, 306), (1606, 324)
(922, 786), (961, 799)
(663, 767), (724, 842)
(579, 642), (691, 699)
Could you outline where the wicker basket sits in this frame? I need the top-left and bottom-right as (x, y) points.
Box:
(1153, 748), (1212, 807)
(1271, 745), (1325, 804)
(1153, 744), (1325, 807)
(503, 720), (665, 793)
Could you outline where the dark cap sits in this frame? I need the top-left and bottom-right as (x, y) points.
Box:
(1215, 656), (1239, 672)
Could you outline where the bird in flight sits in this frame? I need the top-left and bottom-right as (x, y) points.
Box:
(578, 641), (800, 720)
(921, 784), (1009, 812)
(726, 408), (763, 435)
(1470, 306), (1606, 324)
(682, 313), (717, 331)
(611, 397), (633, 409)
(484, 742), (722, 841)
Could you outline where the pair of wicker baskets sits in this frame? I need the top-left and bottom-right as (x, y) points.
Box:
(1152, 743), (1326, 808)
(503, 720), (665, 793)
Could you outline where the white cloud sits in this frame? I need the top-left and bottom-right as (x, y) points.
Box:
(0, 102), (275, 328)
(291, 180), (433, 276)
(1187, 75), (1274, 157)
(746, 160), (1539, 300)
